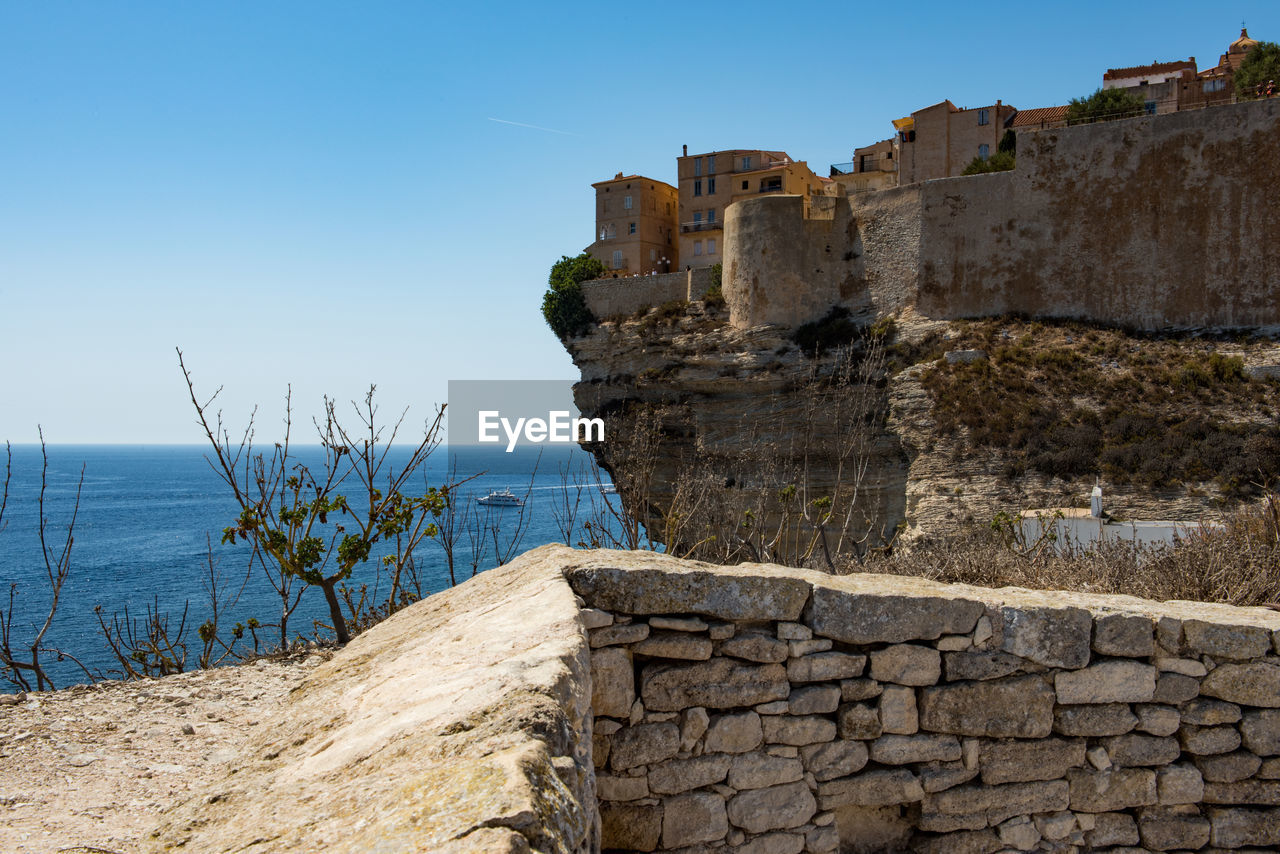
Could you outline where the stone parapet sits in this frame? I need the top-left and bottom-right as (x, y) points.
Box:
(582, 268), (715, 319)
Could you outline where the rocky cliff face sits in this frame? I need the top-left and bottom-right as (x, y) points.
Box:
(565, 304), (1280, 554)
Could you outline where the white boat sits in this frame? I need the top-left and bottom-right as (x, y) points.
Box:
(477, 488), (524, 507)
(601, 484), (617, 495)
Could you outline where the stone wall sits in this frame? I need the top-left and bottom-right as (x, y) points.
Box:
(583, 268), (715, 319)
(568, 549), (1280, 854)
(151, 545), (1280, 853)
(723, 98), (1280, 331)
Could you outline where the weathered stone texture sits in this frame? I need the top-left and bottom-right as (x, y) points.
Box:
(1001, 605), (1092, 668)
(1054, 659), (1156, 704)
(648, 755), (732, 795)
(918, 675), (1054, 737)
(726, 781), (816, 833)
(804, 583), (983, 644)
(662, 792), (728, 848)
(641, 659), (789, 711)
(1200, 661), (1280, 706)
(978, 737), (1085, 784)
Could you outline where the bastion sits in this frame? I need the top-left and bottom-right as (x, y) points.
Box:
(147, 545), (1280, 852)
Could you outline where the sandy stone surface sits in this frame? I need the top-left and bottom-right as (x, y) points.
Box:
(0, 655), (326, 854)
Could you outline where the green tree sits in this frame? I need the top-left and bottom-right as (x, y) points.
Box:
(961, 150), (1016, 175)
(542, 253), (604, 340)
(1236, 41), (1280, 99)
(1066, 87), (1146, 125)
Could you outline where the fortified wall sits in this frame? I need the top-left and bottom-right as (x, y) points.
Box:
(723, 97), (1280, 331)
(582, 268), (716, 319)
(149, 545), (1280, 853)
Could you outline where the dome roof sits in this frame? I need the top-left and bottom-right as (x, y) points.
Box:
(1230, 27), (1258, 54)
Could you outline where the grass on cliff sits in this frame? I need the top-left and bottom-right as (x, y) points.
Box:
(911, 318), (1280, 497)
(854, 493), (1280, 608)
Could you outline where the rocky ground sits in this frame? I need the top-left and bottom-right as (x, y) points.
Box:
(0, 654), (329, 854)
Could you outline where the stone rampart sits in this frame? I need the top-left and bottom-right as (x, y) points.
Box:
(582, 268), (715, 319)
(724, 98), (1280, 331)
(151, 545), (1280, 852)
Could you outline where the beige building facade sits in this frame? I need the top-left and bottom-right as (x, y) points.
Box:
(586, 173), (679, 275)
(675, 148), (821, 269)
(830, 137), (898, 194)
(895, 100), (1018, 184)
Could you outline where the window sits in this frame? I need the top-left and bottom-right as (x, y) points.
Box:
(611, 250), (623, 269)
(741, 156), (753, 170)
(694, 157), (702, 176)
(707, 209), (716, 224)
(694, 180), (702, 197)
(603, 199), (610, 213)
(693, 212), (703, 227)
(624, 195), (633, 210)
(628, 222), (636, 234)
(707, 177), (716, 194)
(694, 241), (703, 256)
(978, 109), (990, 126)
(707, 238), (716, 254)
(1145, 100), (1157, 115)
(1205, 78), (1227, 93)
(742, 180), (749, 190)
(708, 156), (716, 174)
(978, 144), (990, 160)
(650, 249), (657, 261)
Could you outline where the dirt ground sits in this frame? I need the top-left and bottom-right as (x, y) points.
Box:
(0, 654), (328, 854)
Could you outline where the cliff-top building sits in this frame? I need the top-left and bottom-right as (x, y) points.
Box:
(894, 99), (1019, 185)
(585, 173), (679, 275)
(675, 147), (822, 269)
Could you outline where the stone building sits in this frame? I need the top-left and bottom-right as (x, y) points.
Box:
(675, 148), (822, 269)
(1180, 27), (1260, 108)
(893, 99), (1018, 184)
(829, 137), (898, 194)
(1102, 59), (1197, 115)
(585, 173), (679, 275)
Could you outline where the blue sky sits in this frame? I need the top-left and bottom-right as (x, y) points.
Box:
(2, 1), (1276, 443)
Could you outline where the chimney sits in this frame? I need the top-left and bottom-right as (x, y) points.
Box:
(683, 144), (688, 157)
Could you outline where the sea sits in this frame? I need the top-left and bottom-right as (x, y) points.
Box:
(0, 443), (627, 689)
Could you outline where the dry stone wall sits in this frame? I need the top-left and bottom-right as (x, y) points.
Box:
(565, 550), (1280, 854)
(582, 268), (715, 319)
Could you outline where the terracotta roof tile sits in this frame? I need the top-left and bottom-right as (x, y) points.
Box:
(1102, 59), (1196, 81)
(1009, 106), (1069, 127)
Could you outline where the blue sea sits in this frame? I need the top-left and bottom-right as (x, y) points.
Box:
(0, 444), (623, 689)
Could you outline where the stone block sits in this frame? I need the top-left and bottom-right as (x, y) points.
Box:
(611, 722), (681, 770)
(918, 674), (1053, 737)
(936, 635), (972, 651)
(600, 802), (662, 852)
(1067, 767), (1157, 812)
(816, 768), (922, 809)
(919, 761), (978, 793)
(787, 684), (839, 715)
(590, 622), (650, 647)
(1086, 811), (1140, 847)
(1180, 724), (1242, 755)
(649, 615), (709, 632)
(776, 622), (811, 641)
(1156, 763), (1204, 804)
(869, 733), (962, 765)
(642, 659), (789, 711)
(1093, 613), (1155, 657)
(1194, 750), (1260, 784)
(978, 737), (1085, 784)
(1208, 806), (1280, 847)
(786, 651), (866, 682)
(581, 607), (613, 629)
(755, 700), (789, 715)
(1181, 698), (1241, 726)
(789, 638), (832, 656)
(799, 740), (868, 781)
(568, 561), (812, 621)
(1001, 605), (1092, 669)
(1203, 779), (1280, 805)
(839, 678), (882, 702)
(1135, 704), (1180, 736)
(761, 714), (836, 746)
(942, 649), (1038, 682)
(869, 644), (942, 686)
(648, 754), (732, 795)
(910, 829), (1002, 854)
(1262, 757), (1280, 778)
(1054, 659), (1156, 704)
(728, 751), (804, 790)
(591, 646), (636, 719)
(878, 685), (918, 735)
(1053, 702), (1137, 737)
(597, 773), (651, 801)
(1183, 619), (1273, 659)
(662, 791), (728, 849)
(1201, 661), (1280, 707)
(1154, 656), (1208, 677)
(726, 781), (816, 833)
(703, 711), (763, 754)
(1034, 810), (1076, 840)
(998, 815), (1040, 850)
(1101, 734), (1181, 766)
(924, 779), (1069, 826)
(719, 633), (789, 664)
(680, 707), (709, 751)
(1137, 804), (1211, 851)
(804, 824), (839, 854)
(803, 585), (983, 645)
(1153, 671), (1201, 704)
(738, 830), (804, 854)
(708, 621), (734, 640)
(632, 630), (714, 661)
(1241, 709), (1280, 755)
(838, 702), (882, 740)
(1087, 745), (1111, 770)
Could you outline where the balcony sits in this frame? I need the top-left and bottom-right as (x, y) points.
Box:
(680, 221), (723, 233)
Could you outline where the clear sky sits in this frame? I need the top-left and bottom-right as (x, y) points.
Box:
(2, 1), (1276, 443)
